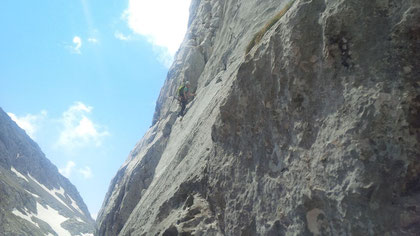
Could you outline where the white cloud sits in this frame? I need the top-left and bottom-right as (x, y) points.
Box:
(114, 31), (132, 41)
(88, 37), (98, 43)
(59, 161), (76, 178)
(60, 162), (93, 179)
(79, 166), (93, 179)
(123, 0), (191, 65)
(7, 110), (47, 139)
(57, 102), (109, 149)
(70, 36), (82, 54)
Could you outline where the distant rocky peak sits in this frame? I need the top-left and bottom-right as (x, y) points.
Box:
(0, 108), (95, 236)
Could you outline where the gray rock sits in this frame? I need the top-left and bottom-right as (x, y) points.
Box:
(98, 0), (420, 235)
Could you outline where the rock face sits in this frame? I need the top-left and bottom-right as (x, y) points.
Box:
(0, 108), (95, 236)
(97, 0), (420, 235)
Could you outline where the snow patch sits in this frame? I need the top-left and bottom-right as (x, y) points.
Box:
(11, 167), (29, 182)
(69, 195), (84, 215)
(13, 203), (83, 236)
(55, 186), (65, 195)
(12, 208), (38, 227)
(36, 202), (71, 236)
(27, 175), (84, 215)
(55, 186), (84, 215)
(28, 174), (73, 212)
(91, 212), (97, 220)
(75, 217), (85, 223)
(25, 189), (40, 198)
(12, 203), (72, 236)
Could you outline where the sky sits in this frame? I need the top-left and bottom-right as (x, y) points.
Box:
(0, 0), (191, 219)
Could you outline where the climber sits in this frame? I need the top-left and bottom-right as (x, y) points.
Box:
(177, 81), (195, 117)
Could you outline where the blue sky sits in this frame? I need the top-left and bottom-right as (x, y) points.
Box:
(1, 0), (190, 219)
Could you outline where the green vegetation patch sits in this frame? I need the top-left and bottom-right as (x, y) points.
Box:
(245, 0), (295, 54)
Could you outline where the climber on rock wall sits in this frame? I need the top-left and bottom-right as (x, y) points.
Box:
(177, 81), (195, 117)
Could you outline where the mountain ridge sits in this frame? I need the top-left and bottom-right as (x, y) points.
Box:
(0, 107), (95, 236)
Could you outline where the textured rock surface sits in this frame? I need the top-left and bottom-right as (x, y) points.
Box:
(97, 0), (420, 235)
(0, 108), (95, 235)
